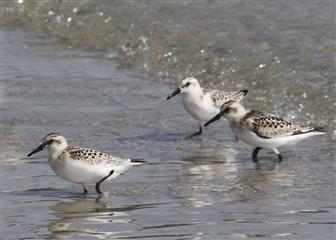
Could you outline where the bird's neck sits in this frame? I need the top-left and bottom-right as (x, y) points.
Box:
(236, 109), (248, 121)
(228, 108), (248, 125)
(184, 87), (204, 101)
(48, 144), (68, 160)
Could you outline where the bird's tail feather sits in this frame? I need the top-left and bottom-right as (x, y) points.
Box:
(241, 89), (248, 96)
(130, 158), (146, 164)
(313, 126), (325, 133)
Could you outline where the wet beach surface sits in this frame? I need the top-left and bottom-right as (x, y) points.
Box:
(2, 30), (335, 240)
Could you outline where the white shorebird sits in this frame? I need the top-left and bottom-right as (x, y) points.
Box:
(167, 77), (248, 138)
(27, 133), (145, 194)
(204, 101), (325, 161)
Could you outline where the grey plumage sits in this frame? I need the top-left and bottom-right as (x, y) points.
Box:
(61, 146), (127, 165)
(204, 88), (248, 108)
(242, 111), (321, 139)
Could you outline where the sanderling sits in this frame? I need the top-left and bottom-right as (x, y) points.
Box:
(204, 101), (325, 162)
(27, 133), (145, 194)
(167, 77), (248, 138)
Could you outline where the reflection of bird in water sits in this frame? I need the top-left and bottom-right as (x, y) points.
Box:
(179, 146), (239, 208)
(226, 162), (296, 204)
(179, 145), (297, 207)
(47, 197), (132, 239)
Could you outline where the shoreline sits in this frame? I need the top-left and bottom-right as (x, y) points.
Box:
(2, 27), (335, 240)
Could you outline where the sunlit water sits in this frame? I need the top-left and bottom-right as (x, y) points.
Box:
(2, 29), (335, 239)
(2, 1), (335, 131)
(1, 1), (336, 239)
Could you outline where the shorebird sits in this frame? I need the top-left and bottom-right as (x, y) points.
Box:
(167, 77), (248, 138)
(27, 133), (145, 194)
(204, 101), (325, 161)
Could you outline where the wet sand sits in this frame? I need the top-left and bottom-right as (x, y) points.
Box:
(2, 30), (335, 239)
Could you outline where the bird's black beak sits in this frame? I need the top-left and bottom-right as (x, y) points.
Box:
(204, 113), (222, 127)
(167, 88), (181, 100)
(27, 144), (45, 157)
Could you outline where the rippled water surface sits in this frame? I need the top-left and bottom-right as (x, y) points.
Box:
(2, 1), (335, 129)
(2, 1), (336, 239)
(2, 29), (335, 240)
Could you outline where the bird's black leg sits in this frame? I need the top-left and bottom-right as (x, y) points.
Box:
(95, 170), (114, 194)
(187, 126), (203, 139)
(252, 147), (261, 163)
(82, 184), (88, 194)
(277, 154), (283, 162)
(273, 148), (282, 162)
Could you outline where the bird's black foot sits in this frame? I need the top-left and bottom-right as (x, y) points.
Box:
(277, 154), (283, 162)
(95, 194), (103, 203)
(95, 183), (102, 195)
(186, 126), (202, 139)
(82, 184), (88, 194)
(95, 170), (114, 194)
(252, 147), (261, 163)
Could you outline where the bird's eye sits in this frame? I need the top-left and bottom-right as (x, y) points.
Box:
(223, 108), (230, 114)
(47, 140), (54, 145)
(186, 82), (190, 87)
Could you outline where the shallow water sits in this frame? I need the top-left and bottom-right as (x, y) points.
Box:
(2, 29), (336, 240)
(2, 1), (335, 131)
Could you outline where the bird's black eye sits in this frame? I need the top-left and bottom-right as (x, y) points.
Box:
(222, 107), (230, 114)
(186, 82), (190, 87)
(47, 140), (54, 145)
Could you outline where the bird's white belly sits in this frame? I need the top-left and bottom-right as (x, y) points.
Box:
(49, 159), (113, 184)
(183, 96), (219, 122)
(233, 125), (323, 150)
(236, 130), (285, 150)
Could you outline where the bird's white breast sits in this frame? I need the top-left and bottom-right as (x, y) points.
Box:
(182, 93), (219, 122)
(48, 154), (113, 184)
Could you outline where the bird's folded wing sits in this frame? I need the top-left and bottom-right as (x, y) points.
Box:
(204, 88), (247, 108)
(67, 146), (126, 165)
(244, 111), (314, 138)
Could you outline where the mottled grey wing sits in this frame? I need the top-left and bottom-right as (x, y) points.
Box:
(244, 111), (313, 138)
(204, 88), (247, 108)
(67, 147), (124, 165)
